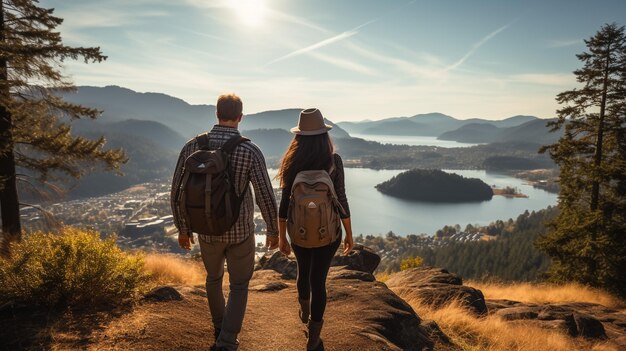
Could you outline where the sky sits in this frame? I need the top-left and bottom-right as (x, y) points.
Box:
(42, 0), (626, 121)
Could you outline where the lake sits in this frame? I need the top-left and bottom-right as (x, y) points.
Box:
(350, 133), (483, 148)
(264, 168), (557, 237)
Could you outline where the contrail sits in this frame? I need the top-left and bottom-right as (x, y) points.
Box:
(267, 18), (378, 65)
(444, 21), (514, 72)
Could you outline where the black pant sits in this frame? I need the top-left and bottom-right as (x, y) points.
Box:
(291, 235), (342, 322)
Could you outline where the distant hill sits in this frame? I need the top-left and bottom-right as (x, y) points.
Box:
(437, 123), (499, 143)
(438, 118), (560, 144)
(361, 119), (429, 136)
(376, 169), (494, 203)
(64, 86), (214, 139)
(65, 86), (350, 140)
(72, 118), (187, 151)
(338, 112), (540, 137)
(242, 108), (350, 139)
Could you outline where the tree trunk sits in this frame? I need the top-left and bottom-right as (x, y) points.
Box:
(590, 45), (611, 212)
(0, 2), (22, 240)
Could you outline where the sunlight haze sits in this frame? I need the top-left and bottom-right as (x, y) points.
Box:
(43, 0), (626, 121)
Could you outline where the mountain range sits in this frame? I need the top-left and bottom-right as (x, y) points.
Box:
(336, 113), (559, 144)
(53, 86), (559, 198)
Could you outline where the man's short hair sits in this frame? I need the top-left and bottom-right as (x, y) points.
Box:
(216, 94), (243, 121)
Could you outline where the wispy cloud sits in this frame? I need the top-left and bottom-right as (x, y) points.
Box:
(546, 39), (582, 48)
(267, 19), (378, 65)
(306, 51), (378, 76)
(444, 21), (514, 72)
(507, 73), (574, 86)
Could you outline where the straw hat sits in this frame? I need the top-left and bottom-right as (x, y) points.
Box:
(290, 108), (333, 135)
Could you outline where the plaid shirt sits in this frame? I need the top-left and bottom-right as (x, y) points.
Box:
(170, 125), (278, 243)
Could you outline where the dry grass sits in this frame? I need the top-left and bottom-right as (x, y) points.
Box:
(467, 281), (624, 309)
(408, 299), (619, 351)
(143, 254), (205, 286)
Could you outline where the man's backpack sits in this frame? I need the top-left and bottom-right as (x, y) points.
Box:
(287, 169), (346, 248)
(176, 134), (249, 236)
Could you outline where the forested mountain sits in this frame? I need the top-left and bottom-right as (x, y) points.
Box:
(358, 207), (556, 281)
(438, 118), (561, 144)
(65, 86), (350, 140)
(417, 207), (556, 281)
(375, 169), (494, 202)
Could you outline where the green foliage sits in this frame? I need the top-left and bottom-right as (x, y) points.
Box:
(375, 169), (493, 202)
(537, 23), (626, 297)
(0, 0), (127, 241)
(400, 256), (423, 270)
(357, 207), (556, 281)
(0, 227), (149, 307)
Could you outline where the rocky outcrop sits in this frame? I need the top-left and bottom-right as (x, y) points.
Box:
(257, 251), (298, 279)
(330, 244), (381, 274)
(486, 299), (626, 343)
(386, 267), (488, 316)
(144, 286), (183, 302)
(258, 244), (382, 279)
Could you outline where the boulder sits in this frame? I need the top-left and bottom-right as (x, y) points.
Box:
(386, 267), (487, 316)
(574, 313), (607, 339)
(325, 266), (451, 350)
(386, 266), (463, 286)
(328, 265), (375, 282)
(494, 306), (539, 321)
(249, 282), (289, 292)
(331, 244), (381, 273)
(144, 286), (183, 302)
(258, 251), (298, 280)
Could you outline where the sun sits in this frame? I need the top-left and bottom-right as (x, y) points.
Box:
(228, 0), (267, 27)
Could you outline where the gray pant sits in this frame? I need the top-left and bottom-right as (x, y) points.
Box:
(199, 234), (255, 351)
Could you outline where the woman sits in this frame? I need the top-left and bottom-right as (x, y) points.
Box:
(277, 108), (353, 351)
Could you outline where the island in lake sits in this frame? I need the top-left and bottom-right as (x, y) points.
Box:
(375, 169), (494, 202)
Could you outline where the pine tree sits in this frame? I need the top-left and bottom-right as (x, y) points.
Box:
(0, 1), (127, 252)
(538, 23), (626, 296)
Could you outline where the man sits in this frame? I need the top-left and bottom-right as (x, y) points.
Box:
(170, 93), (279, 351)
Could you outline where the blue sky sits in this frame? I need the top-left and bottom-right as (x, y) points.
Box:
(43, 0), (626, 121)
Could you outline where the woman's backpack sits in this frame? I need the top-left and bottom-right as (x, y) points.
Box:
(176, 134), (249, 236)
(287, 169), (346, 248)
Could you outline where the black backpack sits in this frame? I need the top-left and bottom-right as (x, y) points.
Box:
(176, 134), (249, 236)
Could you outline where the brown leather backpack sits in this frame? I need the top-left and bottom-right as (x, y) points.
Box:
(287, 169), (346, 248)
(176, 134), (249, 236)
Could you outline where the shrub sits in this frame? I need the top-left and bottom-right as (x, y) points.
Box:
(0, 227), (149, 307)
(400, 256), (423, 271)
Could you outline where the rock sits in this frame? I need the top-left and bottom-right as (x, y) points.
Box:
(533, 319), (578, 336)
(386, 267), (486, 316)
(574, 313), (607, 339)
(144, 286), (183, 302)
(258, 251), (298, 280)
(486, 299), (523, 312)
(328, 266), (375, 282)
(386, 266), (463, 286)
(249, 282), (289, 292)
(325, 269), (451, 350)
(331, 244), (381, 274)
(495, 306), (539, 321)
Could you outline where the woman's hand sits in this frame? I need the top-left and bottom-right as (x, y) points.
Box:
(279, 234), (291, 256)
(342, 234), (353, 255)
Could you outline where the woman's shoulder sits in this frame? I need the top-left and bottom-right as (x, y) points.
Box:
(332, 153), (343, 163)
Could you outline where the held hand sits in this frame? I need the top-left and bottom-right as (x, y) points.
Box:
(342, 234), (353, 255)
(178, 232), (195, 251)
(279, 235), (291, 256)
(266, 235), (279, 250)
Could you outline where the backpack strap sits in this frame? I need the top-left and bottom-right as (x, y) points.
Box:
(196, 133), (211, 150)
(221, 135), (250, 155)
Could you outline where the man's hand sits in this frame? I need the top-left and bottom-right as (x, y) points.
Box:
(266, 235), (279, 250)
(178, 232), (195, 250)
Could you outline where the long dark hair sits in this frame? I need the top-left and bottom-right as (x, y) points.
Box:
(277, 133), (335, 188)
